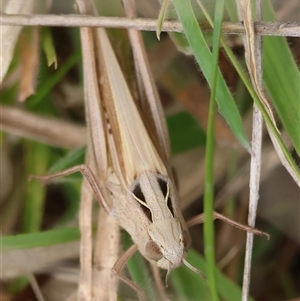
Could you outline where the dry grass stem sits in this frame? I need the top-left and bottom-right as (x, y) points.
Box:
(77, 147), (93, 301)
(0, 105), (86, 148)
(0, 14), (299, 37)
(237, 1), (263, 299)
(2, 241), (80, 279)
(28, 273), (46, 301)
(92, 210), (119, 301)
(18, 27), (39, 101)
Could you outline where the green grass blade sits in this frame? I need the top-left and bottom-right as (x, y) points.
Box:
(1, 227), (80, 252)
(42, 27), (57, 68)
(23, 141), (50, 233)
(172, 0), (250, 151)
(156, 0), (170, 40)
(262, 0), (300, 155)
(203, 1), (225, 300)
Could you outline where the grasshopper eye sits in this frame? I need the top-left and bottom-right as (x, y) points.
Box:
(182, 230), (192, 248)
(145, 241), (163, 261)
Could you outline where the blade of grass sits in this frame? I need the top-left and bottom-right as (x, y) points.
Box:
(172, 0), (250, 151)
(42, 27), (57, 69)
(156, 0), (170, 40)
(262, 0), (300, 155)
(23, 141), (50, 233)
(203, 1), (225, 301)
(1, 227), (80, 251)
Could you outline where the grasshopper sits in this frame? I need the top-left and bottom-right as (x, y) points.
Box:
(31, 0), (269, 299)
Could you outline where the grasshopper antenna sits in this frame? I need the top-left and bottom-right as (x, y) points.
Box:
(182, 259), (207, 280)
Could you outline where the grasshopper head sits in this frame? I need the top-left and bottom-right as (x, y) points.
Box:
(144, 218), (205, 284)
(145, 218), (190, 270)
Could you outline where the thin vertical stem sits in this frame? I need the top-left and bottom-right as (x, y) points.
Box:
(77, 146), (93, 301)
(242, 1), (263, 300)
(203, 1), (225, 300)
